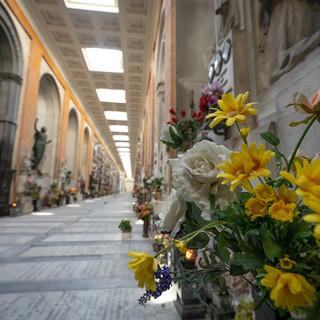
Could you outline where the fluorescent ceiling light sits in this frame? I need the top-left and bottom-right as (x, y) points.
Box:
(97, 89), (126, 103)
(116, 142), (130, 147)
(82, 48), (123, 73)
(109, 125), (128, 132)
(64, 0), (119, 13)
(113, 135), (129, 141)
(117, 147), (130, 152)
(119, 152), (130, 156)
(104, 111), (127, 121)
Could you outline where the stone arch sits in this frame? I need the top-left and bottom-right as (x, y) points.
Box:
(35, 73), (60, 179)
(66, 108), (79, 187)
(0, 4), (23, 214)
(81, 127), (90, 184)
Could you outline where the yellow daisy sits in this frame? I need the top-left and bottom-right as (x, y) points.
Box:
(206, 92), (257, 128)
(245, 197), (268, 220)
(279, 255), (297, 270)
(269, 200), (297, 222)
(218, 143), (275, 193)
(128, 251), (157, 291)
(254, 184), (277, 203)
(277, 186), (299, 204)
(261, 265), (316, 313)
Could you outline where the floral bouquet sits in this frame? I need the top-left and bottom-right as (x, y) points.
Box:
(128, 88), (320, 318)
(164, 108), (203, 150)
(135, 202), (153, 221)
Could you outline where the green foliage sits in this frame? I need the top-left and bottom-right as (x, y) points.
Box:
(118, 219), (132, 232)
(150, 177), (164, 190)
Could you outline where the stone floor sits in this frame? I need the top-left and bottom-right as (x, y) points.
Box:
(0, 193), (180, 320)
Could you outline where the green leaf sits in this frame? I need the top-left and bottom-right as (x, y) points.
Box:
(217, 231), (231, 261)
(230, 264), (246, 276)
(260, 229), (283, 262)
(260, 132), (280, 146)
(232, 253), (265, 270)
(313, 101), (320, 112)
(286, 103), (313, 114)
(169, 126), (183, 146)
(189, 232), (210, 249)
(289, 115), (313, 127)
(239, 192), (253, 204)
(160, 138), (178, 149)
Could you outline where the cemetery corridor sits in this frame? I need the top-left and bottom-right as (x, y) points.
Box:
(0, 193), (179, 320)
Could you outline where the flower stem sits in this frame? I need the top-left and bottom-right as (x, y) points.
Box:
(154, 220), (225, 258)
(236, 122), (248, 145)
(287, 115), (317, 172)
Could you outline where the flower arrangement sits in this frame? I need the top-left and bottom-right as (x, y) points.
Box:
(164, 108), (203, 150)
(128, 89), (320, 317)
(152, 231), (170, 251)
(135, 202), (153, 221)
(198, 81), (223, 113)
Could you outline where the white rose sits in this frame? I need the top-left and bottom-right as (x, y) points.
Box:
(161, 124), (179, 144)
(169, 139), (232, 219)
(155, 189), (187, 237)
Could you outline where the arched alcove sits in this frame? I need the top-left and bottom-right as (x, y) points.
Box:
(81, 127), (90, 184)
(0, 4), (23, 215)
(36, 73), (60, 179)
(66, 109), (79, 186)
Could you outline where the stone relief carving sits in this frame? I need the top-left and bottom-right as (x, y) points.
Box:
(215, 0), (245, 45)
(259, 0), (320, 89)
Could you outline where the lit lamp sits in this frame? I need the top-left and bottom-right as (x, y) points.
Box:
(185, 249), (195, 260)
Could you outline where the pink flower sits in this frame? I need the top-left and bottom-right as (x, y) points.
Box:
(293, 89), (320, 113)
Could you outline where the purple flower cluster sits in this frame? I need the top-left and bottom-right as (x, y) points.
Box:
(199, 81), (223, 112)
(138, 265), (172, 305)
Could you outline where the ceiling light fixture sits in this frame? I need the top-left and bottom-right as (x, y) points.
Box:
(64, 0), (119, 13)
(104, 111), (127, 121)
(113, 135), (129, 141)
(97, 89), (126, 103)
(115, 142), (130, 147)
(82, 48), (123, 73)
(109, 125), (128, 132)
(117, 147), (130, 152)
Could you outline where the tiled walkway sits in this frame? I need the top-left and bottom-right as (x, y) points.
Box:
(0, 193), (180, 320)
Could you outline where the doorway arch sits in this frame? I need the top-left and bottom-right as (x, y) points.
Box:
(81, 127), (90, 184)
(36, 73), (60, 179)
(66, 108), (79, 187)
(0, 4), (23, 214)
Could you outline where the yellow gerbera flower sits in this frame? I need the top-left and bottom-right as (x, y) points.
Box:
(175, 240), (187, 254)
(261, 265), (316, 313)
(217, 143), (275, 193)
(254, 184), (277, 203)
(277, 186), (299, 204)
(304, 213), (320, 239)
(269, 200), (297, 222)
(280, 159), (320, 198)
(242, 143), (275, 179)
(245, 197), (268, 220)
(128, 251), (157, 291)
(279, 255), (297, 270)
(206, 91), (257, 128)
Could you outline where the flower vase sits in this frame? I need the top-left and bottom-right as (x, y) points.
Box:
(32, 199), (38, 212)
(143, 220), (148, 237)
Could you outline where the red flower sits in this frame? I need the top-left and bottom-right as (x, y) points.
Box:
(192, 112), (197, 118)
(166, 121), (172, 125)
(181, 110), (186, 117)
(172, 117), (177, 123)
(197, 112), (202, 116)
(169, 108), (175, 114)
(198, 116), (204, 121)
